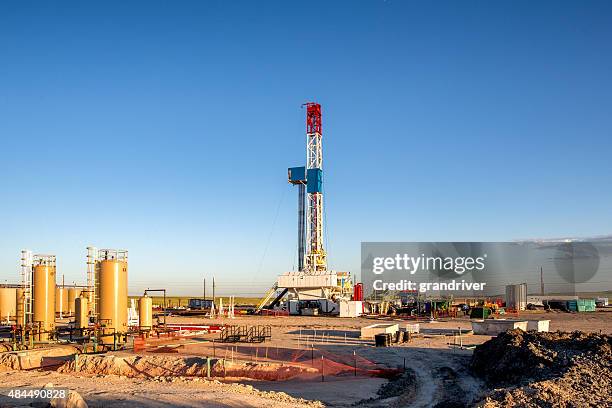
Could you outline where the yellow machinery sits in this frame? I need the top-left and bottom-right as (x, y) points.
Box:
(95, 249), (128, 344)
(32, 255), (56, 340)
(484, 300), (500, 312)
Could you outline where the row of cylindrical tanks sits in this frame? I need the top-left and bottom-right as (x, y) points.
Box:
(55, 286), (82, 316)
(1, 248), (153, 344)
(0, 286), (84, 321)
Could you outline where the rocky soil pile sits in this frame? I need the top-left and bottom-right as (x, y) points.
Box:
(471, 329), (611, 407)
(0, 352), (20, 371)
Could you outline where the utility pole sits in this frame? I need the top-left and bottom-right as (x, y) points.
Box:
(540, 266), (544, 296)
(212, 277), (216, 305)
(203, 278), (206, 301)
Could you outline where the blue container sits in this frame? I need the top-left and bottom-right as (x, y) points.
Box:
(307, 169), (323, 193)
(577, 299), (596, 312)
(288, 166), (306, 184)
(566, 299), (596, 312)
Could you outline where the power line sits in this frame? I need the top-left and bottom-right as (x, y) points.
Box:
(256, 187), (287, 276)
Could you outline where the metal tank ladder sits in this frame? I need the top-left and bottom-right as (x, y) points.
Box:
(20, 250), (33, 325)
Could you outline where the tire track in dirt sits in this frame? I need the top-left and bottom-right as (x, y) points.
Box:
(356, 347), (484, 407)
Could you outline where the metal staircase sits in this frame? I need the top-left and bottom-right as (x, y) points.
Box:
(20, 250), (33, 326)
(256, 283), (278, 311)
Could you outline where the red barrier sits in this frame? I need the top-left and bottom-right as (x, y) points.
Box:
(260, 309), (289, 317)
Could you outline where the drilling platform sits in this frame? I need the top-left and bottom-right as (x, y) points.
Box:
(257, 103), (353, 313)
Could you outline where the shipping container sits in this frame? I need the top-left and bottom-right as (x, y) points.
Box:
(566, 299), (596, 312)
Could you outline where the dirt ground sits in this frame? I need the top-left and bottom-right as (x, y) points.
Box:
(0, 370), (325, 407)
(0, 309), (610, 407)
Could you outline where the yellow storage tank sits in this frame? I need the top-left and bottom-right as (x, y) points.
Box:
(32, 257), (56, 340)
(96, 250), (128, 343)
(55, 287), (69, 317)
(16, 288), (25, 326)
(0, 288), (17, 322)
(139, 296), (153, 330)
(62, 288), (68, 314)
(67, 288), (78, 316)
(75, 296), (89, 329)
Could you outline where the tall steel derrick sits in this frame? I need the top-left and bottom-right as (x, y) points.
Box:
(288, 102), (327, 274)
(304, 103), (326, 273)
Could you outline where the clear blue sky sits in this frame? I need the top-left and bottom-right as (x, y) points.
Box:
(1, 1), (610, 295)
